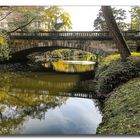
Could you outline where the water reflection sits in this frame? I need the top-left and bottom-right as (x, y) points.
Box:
(20, 98), (101, 134)
(42, 60), (95, 73)
(0, 72), (102, 135)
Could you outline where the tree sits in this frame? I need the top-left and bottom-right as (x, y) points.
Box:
(44, 6), (72, 31)
(130, 6), (140, 30)
(0, 7), (44, 61)
(94, 7), (128, 31)
(102, 6), (131, 61)
(0, 7), (46, 33)
(0, 6), (72, 32)
(0, 7), (13, 22)
(6, 6), (45, 32)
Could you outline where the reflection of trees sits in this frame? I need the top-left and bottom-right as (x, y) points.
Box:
(0, 90), (67, 134)
(0, 111), (26, 134)
(0, 73), (68, 134)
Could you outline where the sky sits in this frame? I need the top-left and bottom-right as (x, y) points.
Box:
(61, 6), (132, 31)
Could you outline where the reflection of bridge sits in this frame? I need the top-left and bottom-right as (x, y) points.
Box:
(6, 88), (95, 99)
(56, 92), (94, 99)
(0, 77), (96, 99)
(9, 31), (140, 60)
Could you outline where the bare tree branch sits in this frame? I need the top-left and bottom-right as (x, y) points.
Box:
(0, 11), (12, 22)
(0, 7), (14, 22)
(8, 17), (36, 33)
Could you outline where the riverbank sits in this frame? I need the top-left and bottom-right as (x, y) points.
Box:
(94, 53), (140, 135)
(0, 62), (48, 72)
(97, 78), (140, 135)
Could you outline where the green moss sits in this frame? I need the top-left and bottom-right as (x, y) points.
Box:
(97, 78), (140, 135)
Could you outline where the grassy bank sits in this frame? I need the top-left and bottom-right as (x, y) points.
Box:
(97, 78), (140, 135)
(95, 52), (140, 135)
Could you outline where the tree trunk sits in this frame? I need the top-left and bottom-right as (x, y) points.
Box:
(102, 6), (131, 61)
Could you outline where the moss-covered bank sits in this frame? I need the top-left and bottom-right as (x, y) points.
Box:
(97, 78), (140, 135)
(95, 53), (140, 135)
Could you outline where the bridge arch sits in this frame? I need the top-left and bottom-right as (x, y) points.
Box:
(10, 45), (107, 62)
(10, 40), (109, 61)
(11, 46), (73, 61)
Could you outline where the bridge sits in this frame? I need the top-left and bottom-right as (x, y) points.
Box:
(9, 31), (140, 61)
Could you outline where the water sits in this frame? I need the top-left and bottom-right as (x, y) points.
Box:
(42, 60), (96, 73)
(0, 70), (102, 135)
(19, 98), (101, 135)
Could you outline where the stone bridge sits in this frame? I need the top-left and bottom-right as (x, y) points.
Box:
(9, 31), (140, 60)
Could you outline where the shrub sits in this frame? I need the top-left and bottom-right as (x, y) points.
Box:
(97, 52), (140, 66)
(95, 54), (140, 95)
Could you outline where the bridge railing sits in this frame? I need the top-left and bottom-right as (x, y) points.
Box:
(9, 31), (110, 37)
(9, 31), (140, 40)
